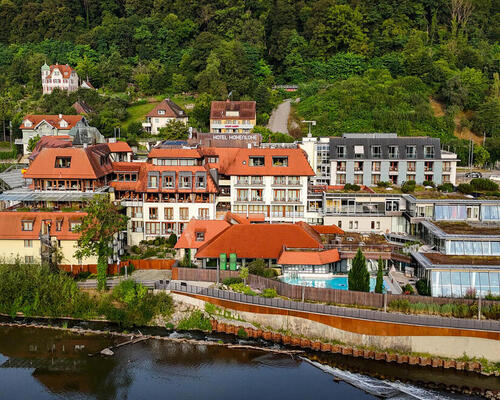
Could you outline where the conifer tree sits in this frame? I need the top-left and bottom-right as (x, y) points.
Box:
(375, 257), (384, 294)
(348, 248), (370, 292)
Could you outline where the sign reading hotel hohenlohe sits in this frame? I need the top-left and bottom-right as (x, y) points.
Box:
(212, 134), (260, 141)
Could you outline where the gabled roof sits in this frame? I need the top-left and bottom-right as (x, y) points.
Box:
(107, 141), (132, 153)
(0, 211), (85, 240)
(211, 147), (315, 176)
(72, 100), (94, 115)
(224, 212), (266, 225)
(146, 98), (186, 118)
(20, 115), (84, 131)
(24, 144), (112, 180)
(45, 64), (76, 79)
(175, 219), (231, 250)
(148, 148), (201, 159)
(210, 101), (256, 120)
(278, 248), (340, 265)
(28, 135), (72, 162)
(195, 223), (323, 259)
(81, 80), (95, 89)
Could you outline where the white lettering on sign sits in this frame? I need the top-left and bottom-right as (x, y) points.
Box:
(211, 134), (259, 141)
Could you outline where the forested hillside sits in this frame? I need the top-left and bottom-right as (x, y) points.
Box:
(0, 0), (498, 162)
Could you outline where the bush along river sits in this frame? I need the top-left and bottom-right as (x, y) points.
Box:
(0, 317), (497, 400)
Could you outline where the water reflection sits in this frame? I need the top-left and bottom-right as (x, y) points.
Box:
(0, 326), (373, 400)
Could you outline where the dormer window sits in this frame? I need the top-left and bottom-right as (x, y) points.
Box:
(55, 157), (71, 168)
(24, 120), (32, 127)
(195, 231), (205, 241)
(195, 172), (206, 189)
(70, 221), (81, 232)
(21, 220), (34, 231)
(100, 155), (108, 165)
(158, 110), (166, 115)
(249, 156), (265, 166)
(272, 156), (288, 167)
(60, 120), (67, 128)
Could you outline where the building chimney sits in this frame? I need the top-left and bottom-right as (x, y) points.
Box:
(58, 114), (62, 119)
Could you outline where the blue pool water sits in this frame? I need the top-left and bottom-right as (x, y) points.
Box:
(281, 275), (385, 292)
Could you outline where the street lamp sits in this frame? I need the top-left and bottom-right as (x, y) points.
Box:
(302, 120), (316, 137)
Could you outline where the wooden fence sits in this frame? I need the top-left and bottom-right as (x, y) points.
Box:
(60, 259), (176, 275)
(172, 267), (498, 309)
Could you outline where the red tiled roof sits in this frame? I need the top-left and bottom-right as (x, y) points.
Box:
(72, 101), (94, 115)
(200, 147), (314, 176)
(175, 219), (231, 250)
(146, 99), (186, 118)
(195, 223), (323, 259)
(20, 115), (84, 130)
(24, 144), (112, 180)
(0, 211), (85, 240)
(225, 213), (266, 225)
(107, 141), (132, 153)
(278, 248), (340, 265)
(28, 136), (72, 162)
(311, 225), (345, 235)
(46, 64), (76, 79)
(148, 148), (202, 159)
(210, 101), (256, 120)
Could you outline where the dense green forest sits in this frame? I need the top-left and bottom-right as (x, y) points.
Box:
(0, 0), (498, 163)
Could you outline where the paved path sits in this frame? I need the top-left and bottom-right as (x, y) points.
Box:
(267, 99), (291, 134)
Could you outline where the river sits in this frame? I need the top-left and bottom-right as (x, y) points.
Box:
(0, 324), (491, 399)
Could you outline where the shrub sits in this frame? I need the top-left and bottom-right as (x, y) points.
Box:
(415, 279), (430, 296)
(248, 259), (266, 276)
(437, 183), (454, 192)
(75, 271), (91, 280)
(229, 283), (256, 296)
(377, 181), (391, 188)
(401, 180), (416, 193)
(222, 277), (243, 286)
(131, 245), (141, 254)
(167, 233), (177, 246)
(344, 183), (360, 191)
(464, 287), (477, 299)
(403, 283), (414, 294)
(261, 288), (277, 298)
(263, 268), (278, 278)
(457, 183), (473, 194)
(177, 310), (212, 331)
(485, 293), (500, 301)
(470, 178), (498, 192)
(237, 327), (248, 338)
(423, 180), (435, 188)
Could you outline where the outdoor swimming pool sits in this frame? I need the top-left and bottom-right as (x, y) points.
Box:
(281, 275), (385, 292)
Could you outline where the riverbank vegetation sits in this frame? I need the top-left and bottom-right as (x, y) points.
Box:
(0, 263), (173, 327)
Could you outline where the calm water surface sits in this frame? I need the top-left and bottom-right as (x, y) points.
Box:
(0, 325), (488, 400)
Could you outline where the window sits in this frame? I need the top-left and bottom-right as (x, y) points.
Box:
(236, 176), (249, 185)
(425, 174), (433, 182)
(180, 208), (189, 220)
(25, 256), (34, 264)
(145, 222), (160, 235)
(288, 176), (300, 185)
(206, 156), (218, 163)
(273, 189), (286, 201)
(131, 221), (143, 233)
(148, 173), (158, 188)
(55, 157), (71, 168)
(371, 146), (381, 158)
(354, 174), (363, 184)
(337, 221), (342, 228)
(372, 174), (380, 185)
(70, 221), (81, 232)
(371, 221), (375, 230)
(273, 176), (286, 185)
(251, 176), (263, 185)
(179, 174), (192, 189)
(376, 221), (380, 229)
(21, 221), (33, 231)
(198, 208), (209, 219)
(287, 189), (300, 202)
(337, 161), (346, 171)
(467, 206), (479, 220)
(443, 162), (451, 172)
(237, 189), (248, 201)
(195, 231), (205, 241)
(195, 173), (206, 189)
(251, 189), (263, 201)
(385, 199), (399, 212)
(388, 146), (399, 159)
(158, 109), (166, 115)
(131, 207), (142, 218)
(482, 205), (500, 221)
(354, 145), (364, 158)
(24, 240), (33, 248)
(407, 161), (416, 172)
(424, 146), (435, 159)
(163, 174), (174, 188)
(389, 161), (398, 172)
(249, 156), (265, 166)
(424, 161), (433, 172)
(434, 205), (467, 220)
(336, 174), (346, 184)
(406, 145), (416, 158)
(443, 175), (450, 183)
(372, 161), (380, 172)
(164, 207), (173, 220)
(354, 161), (363, 172)
(149, 207), (158, 220)
(56, 219), (63, 231)
(337, 146), (346, 158)
(272, 156), (288, 166)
